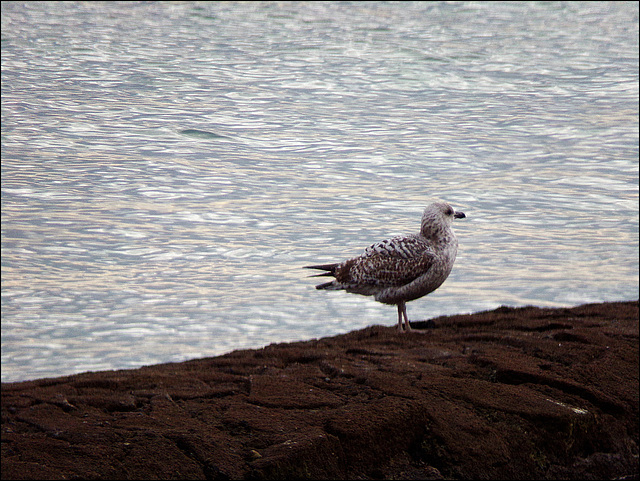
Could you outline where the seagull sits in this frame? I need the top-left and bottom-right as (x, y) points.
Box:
(305, 201), (465, 332)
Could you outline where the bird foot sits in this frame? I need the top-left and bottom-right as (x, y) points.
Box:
(397, 320), (436, 332)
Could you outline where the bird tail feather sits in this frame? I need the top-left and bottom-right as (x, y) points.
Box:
(304, 264), (344, 290)
(304, 263), (339, 273)
(304, 263), (339, 277)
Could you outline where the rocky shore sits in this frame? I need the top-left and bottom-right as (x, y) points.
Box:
(2, 301), (638, 480)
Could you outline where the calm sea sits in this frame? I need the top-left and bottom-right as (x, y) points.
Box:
(2, 1), (638, 382)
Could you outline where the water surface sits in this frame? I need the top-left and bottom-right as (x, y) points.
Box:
(2, 1), (638, 382)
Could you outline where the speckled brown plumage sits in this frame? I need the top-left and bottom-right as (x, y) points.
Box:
(305, 201), (466, 331)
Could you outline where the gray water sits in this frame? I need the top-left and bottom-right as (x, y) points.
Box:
(2, 1), (638, 383)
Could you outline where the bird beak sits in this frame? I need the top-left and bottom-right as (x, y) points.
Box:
(454, 211), (466, 219)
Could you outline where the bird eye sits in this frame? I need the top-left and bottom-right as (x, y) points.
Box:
(446, 207), (454, 216)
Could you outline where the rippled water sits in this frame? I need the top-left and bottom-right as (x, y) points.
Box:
(2, 2), (638, 382)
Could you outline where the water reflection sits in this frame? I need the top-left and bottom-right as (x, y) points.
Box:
(1, 1), (638, 382)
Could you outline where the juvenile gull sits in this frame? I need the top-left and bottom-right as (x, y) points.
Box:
(305, 201), (465, 332)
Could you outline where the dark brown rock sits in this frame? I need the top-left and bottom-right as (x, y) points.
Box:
(2, 301), (638, 480)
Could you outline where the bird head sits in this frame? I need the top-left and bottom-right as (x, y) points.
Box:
(421, 201), (465, 237)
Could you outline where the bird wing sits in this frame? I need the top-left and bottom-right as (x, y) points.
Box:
(363, 235), (430, 259)
(345, 235), (436, 288)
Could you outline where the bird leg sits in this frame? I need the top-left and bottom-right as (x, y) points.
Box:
(397, 302), (411, 332)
